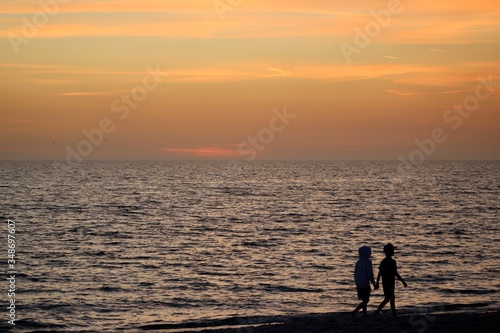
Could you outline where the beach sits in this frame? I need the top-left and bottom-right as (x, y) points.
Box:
(141, 308), (500, 333)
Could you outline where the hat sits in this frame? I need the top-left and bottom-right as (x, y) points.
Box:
(383, 243), (397, 254)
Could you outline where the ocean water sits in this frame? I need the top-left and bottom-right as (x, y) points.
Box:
(0, 161), (498, 332)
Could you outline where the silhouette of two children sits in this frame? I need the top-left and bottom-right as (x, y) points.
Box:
(352, 243), (407, 317)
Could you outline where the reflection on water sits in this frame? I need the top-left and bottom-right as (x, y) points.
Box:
(0, 161), (498, 332)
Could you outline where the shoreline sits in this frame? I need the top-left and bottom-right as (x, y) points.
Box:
(139, 307), (499, 333)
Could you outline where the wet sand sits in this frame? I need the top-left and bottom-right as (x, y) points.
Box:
(140, 308), (499, 333)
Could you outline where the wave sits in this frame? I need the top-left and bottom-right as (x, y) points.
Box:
(261, 284), (324, 293)
(99, 286), (128, 292)
(138, 315), (287, 331)
(440, 288), (497, 295)
(10, 318), (67, 329)
(242, 240), (277, 247)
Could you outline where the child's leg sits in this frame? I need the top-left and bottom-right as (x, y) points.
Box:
(353, 301), (364, 313)
(363, 295), (370, 315)
(390, 296), (396, 315)
(353, 299), (368, 314)
(362, 300), (368, 315)
(374, 297), (389, 314)
(353, 288), (370, 315)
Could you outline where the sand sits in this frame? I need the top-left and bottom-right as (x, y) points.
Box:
(140, 308), (499, 333)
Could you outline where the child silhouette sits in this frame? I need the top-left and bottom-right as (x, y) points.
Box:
(374, 243), (407, 316)
(352, 245), (377, 316)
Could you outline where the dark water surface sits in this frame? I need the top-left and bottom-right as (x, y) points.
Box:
(0, 161), (498, 332)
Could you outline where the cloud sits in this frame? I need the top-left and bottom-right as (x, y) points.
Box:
(0, 0), (498, 42)
(0, 63), (168, 76)
(161, 147), (240, 157)
(38, 90), (130, 96)
(3, 61), (498, 86)
(259, 67), (291, 77)
(385, 89), (464, 96)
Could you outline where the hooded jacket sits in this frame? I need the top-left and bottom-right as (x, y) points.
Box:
(354, 246), (375, 288)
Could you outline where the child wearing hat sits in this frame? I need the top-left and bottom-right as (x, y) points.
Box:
(374, 243), (407, 316)
(352, 245), (377, 316)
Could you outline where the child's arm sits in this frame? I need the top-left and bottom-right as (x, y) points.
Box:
(374, 271), (381, 290)
(369, 262), (376, 286)
(395, 272), (408, 287)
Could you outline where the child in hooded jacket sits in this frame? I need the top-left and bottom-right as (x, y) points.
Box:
(352, 245), (377, 316)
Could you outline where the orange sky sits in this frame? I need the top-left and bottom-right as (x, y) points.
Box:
(1, 0), (499, 160)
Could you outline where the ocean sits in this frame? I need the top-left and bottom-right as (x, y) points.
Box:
(0, 161), (498, 332)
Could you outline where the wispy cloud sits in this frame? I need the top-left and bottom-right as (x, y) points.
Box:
(38, 90), (130, 97)
(259, 67), (291, 77)
(0, 63), (169, 76)
(161, 147), (240, 157)
(4, 61), (498, 86)
(385, 89), (464, 96)
(1, 1), (499, 42)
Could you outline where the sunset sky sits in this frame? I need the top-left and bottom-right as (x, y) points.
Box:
(1, 0), (499, 160)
